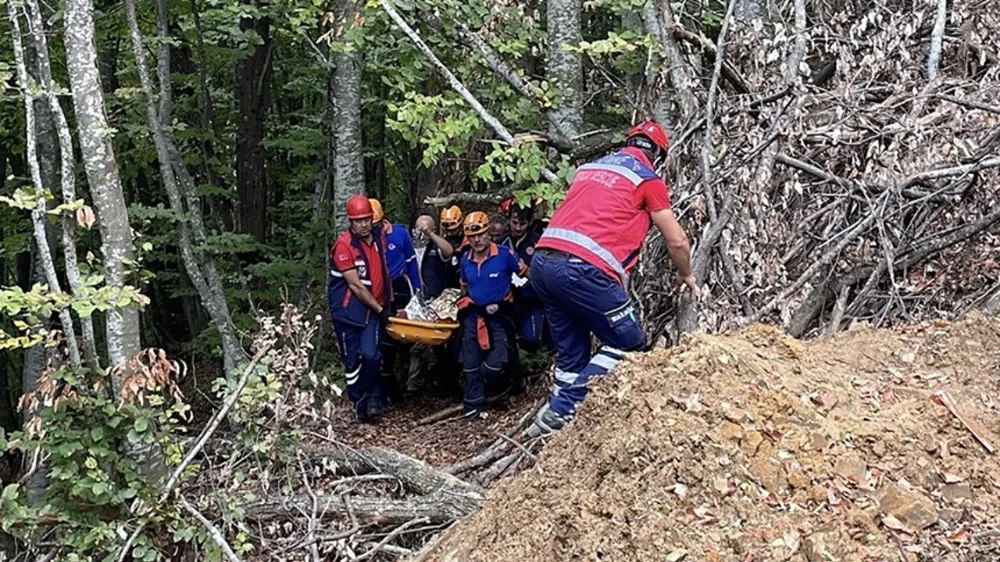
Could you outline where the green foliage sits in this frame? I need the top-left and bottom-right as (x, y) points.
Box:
(387, 92), (483, 167)
(1, 358), (189, 562)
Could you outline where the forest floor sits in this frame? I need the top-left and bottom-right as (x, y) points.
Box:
(326, 382), (549, 468)
(411, 313), (1000, 562)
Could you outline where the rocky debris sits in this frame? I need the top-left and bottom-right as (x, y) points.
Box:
(421, 316), (1000, 562)
(879, 483), (940, 532)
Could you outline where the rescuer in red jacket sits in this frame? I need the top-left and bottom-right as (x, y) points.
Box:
(328, 195), (392, 424)
(530, 121), (700, 433)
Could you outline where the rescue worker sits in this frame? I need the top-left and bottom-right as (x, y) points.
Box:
(439, 205), (467, 291)
(415, 213), (455, 300)
(530, 121), (699, 433)
(457, 212), (528, 417)
(328, 195), (392, 424)
(497, 202), (544, 352)
(370, 198), (420, 403)
(489, 215), (507, 242)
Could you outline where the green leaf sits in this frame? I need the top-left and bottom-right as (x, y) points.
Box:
(90, 427), (104, 441)
(85, 457), (98, 469)
(1, 483), (20, 501)
(134, 418), (149, 432)
(0, 429), (6, 451)
(92, 481), (109, 496)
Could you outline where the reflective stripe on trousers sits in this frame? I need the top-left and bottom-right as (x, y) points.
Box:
(549, 346), (627, 416)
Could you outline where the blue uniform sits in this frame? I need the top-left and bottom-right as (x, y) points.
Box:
(498, 231), (545, 350)
(382, 223), (421, 292)
(532, 147), (666, 419)
(458, 244), (527, 413)
(328, 230), (391, 419)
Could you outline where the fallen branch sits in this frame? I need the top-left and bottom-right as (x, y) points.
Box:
(178, 495), (242, 562)
(351, 517), (430, 562)
(898, 156), (1000, 190)
(926, 0), (947, 80)
(932, 391), (996, 454)
(671, 25), (750, 94)
(937, 94), (1000, 115)
(380, 0), (558, 184)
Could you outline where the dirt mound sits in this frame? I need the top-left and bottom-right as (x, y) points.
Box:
(425, 314), (1000, 562)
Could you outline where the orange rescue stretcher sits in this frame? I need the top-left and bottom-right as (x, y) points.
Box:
(385, 317), (459, 346)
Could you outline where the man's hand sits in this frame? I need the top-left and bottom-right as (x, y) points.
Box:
(485, 303), (499, 315)
(678, 274), (700, 299)
(378, 306), (391, 324)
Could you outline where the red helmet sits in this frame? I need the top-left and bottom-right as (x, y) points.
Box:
(499, 197), (513, 215)
(626, 121), (669, 153)
(346, 195), (374, 220)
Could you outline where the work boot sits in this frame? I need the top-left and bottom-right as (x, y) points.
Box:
(368, 395), (385, 418)
(460, 408), (485, 421)
(353, 398), (372, 425)
(532, 404), (570, 434)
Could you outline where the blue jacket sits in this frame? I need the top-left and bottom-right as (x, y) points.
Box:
(498, 231), (541, 302)
(328, 230), (392, 328)
(460, 244), (527, 306)
(380, 223), (421, 291)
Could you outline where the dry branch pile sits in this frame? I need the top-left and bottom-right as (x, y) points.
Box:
(634, 0), (1000, 340)
(420, 313), (1000, 562)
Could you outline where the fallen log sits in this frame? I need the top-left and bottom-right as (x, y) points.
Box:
(246, 492), (473, 524)
(247, 446), (485, 524)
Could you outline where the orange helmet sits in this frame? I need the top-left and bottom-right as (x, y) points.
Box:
(463, 211), (490, 236)
(369, 198), (384, 223)
(440, 205), (463, 229)
(346, 195), (373, 220)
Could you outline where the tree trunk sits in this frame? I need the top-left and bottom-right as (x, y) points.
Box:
(125, 0), (246, 376)
(9, 1), (83, 368)
(331, 0), (365, 233)
(235, 13), (272, 245)
(64, 0), (141, 373)
(547, 0), (583, 137)
(25, 0), (101, 368)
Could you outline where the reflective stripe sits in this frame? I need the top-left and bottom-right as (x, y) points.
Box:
(589, 353), (619, 371)
(554, 368), (578, 385)
(331, 270), (371, 285)
(599, 346), (627, 360)
(576, 163), (643, 186)
(345, 365), (361, 386)
(541, 228), (630, 288)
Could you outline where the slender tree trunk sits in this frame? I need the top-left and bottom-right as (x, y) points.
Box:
(235, 13), (272, 245)
(547, 0), (583, 137)
(25, 0), (101, 368)
(332, 0), (365, 233)
(8, 2), (82, 368)
(64, 0), (141, 373)
(126, 0), (246, 376)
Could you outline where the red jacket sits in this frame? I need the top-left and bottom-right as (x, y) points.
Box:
(538, 147), (671, 288)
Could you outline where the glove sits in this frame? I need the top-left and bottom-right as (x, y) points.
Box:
(378, 307), (391, 324)
(511, 273), (529, 288)
(485, 303), (499, 315)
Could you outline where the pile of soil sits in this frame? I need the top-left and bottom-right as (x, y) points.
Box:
(426, 314), (1000, 561)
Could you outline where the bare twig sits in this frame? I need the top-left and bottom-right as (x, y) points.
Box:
(937, 94), (1000, 115)
(351, 517), (430, 562)
(178, 495), (242, 562)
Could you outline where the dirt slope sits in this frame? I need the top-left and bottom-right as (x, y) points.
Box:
(425, 314), (1000, 562)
